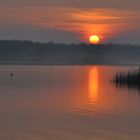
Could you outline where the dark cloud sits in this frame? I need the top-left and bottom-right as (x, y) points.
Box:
(108, 29), (140, 44)
(0, 0), (140, 10)
(0, 24), (82, 43)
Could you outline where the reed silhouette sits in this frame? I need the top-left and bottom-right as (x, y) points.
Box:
(114, 68), (140, 89)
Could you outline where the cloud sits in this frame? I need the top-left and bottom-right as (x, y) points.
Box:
(0, 0), (140, 10)
(0, 6), (139, 41)
(0, 0), (139, 43)
(109, 29), (140, 44)
(0, 24), (82, 43)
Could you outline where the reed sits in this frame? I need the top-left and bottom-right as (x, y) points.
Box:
(114, 68), (140, 88)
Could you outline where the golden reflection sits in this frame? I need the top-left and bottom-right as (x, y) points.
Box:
(89, 67), (99, 102)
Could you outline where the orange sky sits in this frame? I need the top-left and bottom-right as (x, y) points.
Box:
(0, 1), (139, 43)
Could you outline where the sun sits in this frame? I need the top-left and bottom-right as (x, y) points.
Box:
(89, 35), (100, 44)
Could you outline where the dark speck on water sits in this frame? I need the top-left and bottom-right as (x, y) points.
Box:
(10, 73), (13, 77)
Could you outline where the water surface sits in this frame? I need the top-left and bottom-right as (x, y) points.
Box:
(0, 65), (140, 140)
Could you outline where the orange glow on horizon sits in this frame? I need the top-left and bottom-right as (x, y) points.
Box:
(89, 67), (99, 102)
(0, 6), (139, 43)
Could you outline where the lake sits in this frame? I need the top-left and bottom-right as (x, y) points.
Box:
(0, 65), (140, 140)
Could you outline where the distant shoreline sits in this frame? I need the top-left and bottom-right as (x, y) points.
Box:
(0, 40), (140, 67)
(0, 61), (140, 67)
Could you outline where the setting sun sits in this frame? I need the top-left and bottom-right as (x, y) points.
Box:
(89, 35), (100, 44)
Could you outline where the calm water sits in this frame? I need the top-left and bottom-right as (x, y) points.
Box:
(0, 65), (140, 140)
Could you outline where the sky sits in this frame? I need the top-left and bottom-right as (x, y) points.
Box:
(0, 0), (140, 44)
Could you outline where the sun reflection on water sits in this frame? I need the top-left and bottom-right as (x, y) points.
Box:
(89, 67), (99, 103)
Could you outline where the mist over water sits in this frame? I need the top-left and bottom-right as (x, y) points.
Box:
(0, 65), (140, 140)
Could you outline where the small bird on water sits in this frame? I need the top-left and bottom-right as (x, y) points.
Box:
(10, 73), (13, 77)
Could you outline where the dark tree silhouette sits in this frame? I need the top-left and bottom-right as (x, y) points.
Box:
(0, 40), (139, 65)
